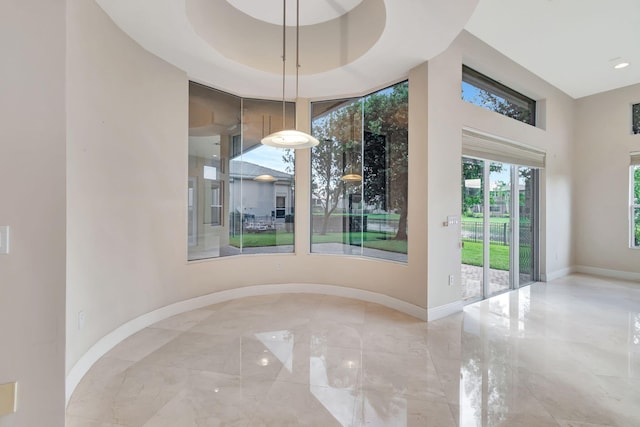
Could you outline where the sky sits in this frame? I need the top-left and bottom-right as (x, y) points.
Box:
(240, 145), (292, 173)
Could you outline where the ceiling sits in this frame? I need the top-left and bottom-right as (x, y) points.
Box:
(97, 0), (640, 100)
(465, 0), (640, 99)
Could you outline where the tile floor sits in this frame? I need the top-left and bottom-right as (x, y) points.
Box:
(66, 274), (640, 426)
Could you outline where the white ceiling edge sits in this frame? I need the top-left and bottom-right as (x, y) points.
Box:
(226, 0), (364, 26)
(465, 0), (640, 99)
(96, 0), (478, 99)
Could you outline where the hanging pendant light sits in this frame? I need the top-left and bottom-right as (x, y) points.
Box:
(261, 0), (319, 149)
(341, 173), (362, 182)
(254, 174), (277, 182)
(341, 154), (362, 182)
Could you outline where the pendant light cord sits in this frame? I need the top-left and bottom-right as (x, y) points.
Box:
(296, 0), (300, 103)
(280, 0), (300, 131)
(281, 0), (286, 130)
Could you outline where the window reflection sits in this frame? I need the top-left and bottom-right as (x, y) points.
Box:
(310, 82), (409, 262)
(460, 288), (534, 426)
(188, 83), (295, 260)
(630, 313), (640, 377)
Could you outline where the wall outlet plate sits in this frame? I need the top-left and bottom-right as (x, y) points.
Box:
(0, 226), (9, 255)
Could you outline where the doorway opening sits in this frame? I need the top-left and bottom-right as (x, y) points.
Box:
(461, 157), (539, 302)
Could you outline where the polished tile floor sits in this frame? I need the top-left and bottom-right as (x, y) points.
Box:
(66, 274), (640, 426)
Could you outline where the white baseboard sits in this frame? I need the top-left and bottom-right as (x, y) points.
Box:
(66, 283), (426, 405)
(541, 266), (574, 282)
(428, 300), (464, 321)
(574, 265), (640, 282)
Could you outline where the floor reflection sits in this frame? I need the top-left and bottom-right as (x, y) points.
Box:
(67, 276), (640, 427)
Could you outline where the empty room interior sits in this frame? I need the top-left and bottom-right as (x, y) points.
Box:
(1, 0), (640, 426)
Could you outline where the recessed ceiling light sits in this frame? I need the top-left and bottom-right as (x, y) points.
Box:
(614, 62), (630, 69)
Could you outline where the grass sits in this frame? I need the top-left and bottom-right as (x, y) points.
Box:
(229, 232), (293, 248)
(462, 240), (510, 270)
(462, 240), (532, 271)
(229, 230), (407, 254)
(312, 232), (407, 253)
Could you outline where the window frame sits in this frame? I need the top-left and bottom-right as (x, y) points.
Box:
(462, 65), (537, 126)
(632, 103), (640, 135)
(631, 164), (640, 249)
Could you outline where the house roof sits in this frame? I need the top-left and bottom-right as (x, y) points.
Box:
(229, 160), (293, 181)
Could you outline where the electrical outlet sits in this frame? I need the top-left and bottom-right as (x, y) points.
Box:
(448, 275), (454, 286)
(0, 226), (9, 255)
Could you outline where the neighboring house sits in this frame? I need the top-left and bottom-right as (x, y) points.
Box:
(229, 160), (294, 225)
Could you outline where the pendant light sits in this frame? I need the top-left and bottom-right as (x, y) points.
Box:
(341, 113), (362, 182)
(341, 173), (362, 182)
(254, 174), (277, 182)
(261, 0), (319, 149)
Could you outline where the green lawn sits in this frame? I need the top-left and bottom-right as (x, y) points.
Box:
(312, 232), (407, 253)
(462, 240), (510, 270)
(229, 232), (293, 248)
(230, 230), (407, 254)
(462, 240), (532, 271)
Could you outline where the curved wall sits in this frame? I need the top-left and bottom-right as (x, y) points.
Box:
(66, 0), (428, 390)
(67, 0), (577, 404)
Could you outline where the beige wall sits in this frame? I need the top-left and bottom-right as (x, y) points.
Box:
(0, 0), (631, 419)
(66, 0), (428, 377)
(66, 0), (188, 373)
(0, 1), (66, 425)
(425, 31), (576, 308)
(574, 83), (640, 274)
(66, 4), (579, 382)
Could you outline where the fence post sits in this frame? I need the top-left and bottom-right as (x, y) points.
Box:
(503, 223), (507, 246)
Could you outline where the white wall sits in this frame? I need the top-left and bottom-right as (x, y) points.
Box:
(0, 1), (66, 425)
(425, 31), (576, 309)
(574, 83), (640, 277)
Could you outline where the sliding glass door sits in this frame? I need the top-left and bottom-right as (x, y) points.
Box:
(518, 166), (537, 285)
(461, 157), (538, 301)
(488, 162), (512, 297)
(461, 158), (485, 301)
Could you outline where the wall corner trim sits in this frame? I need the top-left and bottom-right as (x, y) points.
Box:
(427, 300), (464, 321)
(65, 283), (426, 405)
(541, 266), (575, 282)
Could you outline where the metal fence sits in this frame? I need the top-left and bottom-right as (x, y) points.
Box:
(461, 221), (532, 246)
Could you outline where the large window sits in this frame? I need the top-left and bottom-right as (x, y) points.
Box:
(462, 65), (536, 126)
(188, 82), (295, 260)
(633, 103), (640, 135)
(310, 81), (408, 262)
(631, 160), (640, 248)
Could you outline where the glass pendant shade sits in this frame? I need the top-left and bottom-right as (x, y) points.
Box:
(261, 130), (319, 148)
(341, 173), (362, 182)
(254, 174), (278, 182)
(260, 0), (319, 150)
